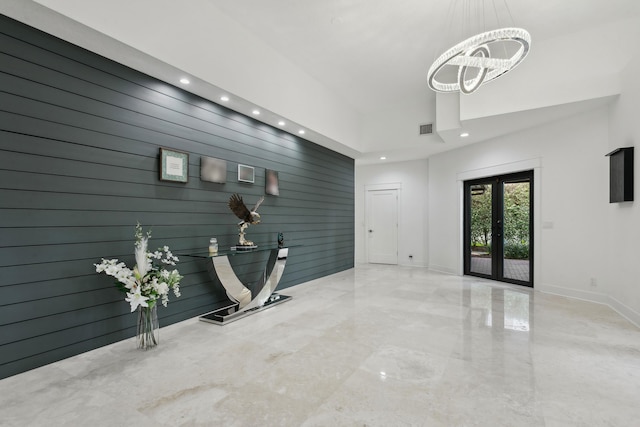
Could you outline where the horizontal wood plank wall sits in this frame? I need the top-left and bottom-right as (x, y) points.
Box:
(0, 15), (355, 379)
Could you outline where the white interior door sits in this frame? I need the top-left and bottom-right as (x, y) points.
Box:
(367, 189), (398, 264)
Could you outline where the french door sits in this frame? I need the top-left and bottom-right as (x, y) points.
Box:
(464, 171), (533, 287)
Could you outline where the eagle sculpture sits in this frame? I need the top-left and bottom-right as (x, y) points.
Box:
(228, 193), (264, 247)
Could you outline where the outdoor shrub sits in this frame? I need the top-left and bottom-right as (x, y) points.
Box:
(504, 242), (529, 259)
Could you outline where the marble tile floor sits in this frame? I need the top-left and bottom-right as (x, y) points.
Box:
(1, 264), (639, 426)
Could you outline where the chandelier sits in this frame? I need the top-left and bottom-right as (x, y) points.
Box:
(427, 2), (531, 95)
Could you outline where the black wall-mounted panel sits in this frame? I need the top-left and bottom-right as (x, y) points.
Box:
(0, 14), (355, 379)
(606, 147), (634, 203)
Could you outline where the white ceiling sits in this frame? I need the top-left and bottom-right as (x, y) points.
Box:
(207, 0), (640, 113)
(5, 0), (640, 163)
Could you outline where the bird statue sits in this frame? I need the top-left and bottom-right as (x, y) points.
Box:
(228, 193), (264, 248)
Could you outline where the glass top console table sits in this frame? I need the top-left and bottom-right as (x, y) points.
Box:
(181, 246), (297, 325)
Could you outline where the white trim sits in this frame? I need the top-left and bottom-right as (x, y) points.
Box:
(427, 268), (640, 328)
(538, 283), (610, 305)
(609, 297), (640, 328)
(365, 182), (402, 191)
(429, 264), (459, 275)
(456, 158), (541, 181)
(399, 261), (428, 268)
(539, 283), (640, 328)
(365, 185), (400, 265)
(456, 158), (542, 285)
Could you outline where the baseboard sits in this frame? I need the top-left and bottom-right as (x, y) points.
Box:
(353, 265), (640, 328)
(538, 284), (610, 304)
(355, 261), (428, 268)
(428, 264), (458, 275)
(539, 283), (640, 328)
(399, 261), (428, 268)
(608, 296), (640, 328)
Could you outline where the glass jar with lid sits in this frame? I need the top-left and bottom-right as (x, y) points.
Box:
(208, 238), (218, 255)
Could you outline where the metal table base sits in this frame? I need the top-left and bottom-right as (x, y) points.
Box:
(199, 293), (292, 325)
(182, 246), (294, 325)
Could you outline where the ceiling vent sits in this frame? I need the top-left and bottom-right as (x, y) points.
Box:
(419, 123), (433, 135)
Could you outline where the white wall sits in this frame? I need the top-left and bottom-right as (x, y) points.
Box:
(607, 51), (640, 325)
(427, 106), (635, 319)
(2, 0), (363, 155)
(355, 160), (429, 267)
(358, 99), (442, 163)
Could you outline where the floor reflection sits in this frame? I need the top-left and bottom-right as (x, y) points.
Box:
(464, 283), (532, 333)
(459, 281), (537, 413)
(504, 289), (530, 332)
(2, 265), (638, 425)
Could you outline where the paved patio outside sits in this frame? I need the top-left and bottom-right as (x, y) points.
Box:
(470, 256), (530, 282)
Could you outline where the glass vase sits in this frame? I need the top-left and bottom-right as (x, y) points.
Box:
(136, 304), (159, 350)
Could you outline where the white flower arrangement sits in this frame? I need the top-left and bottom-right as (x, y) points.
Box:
(95, 224), (182, 312)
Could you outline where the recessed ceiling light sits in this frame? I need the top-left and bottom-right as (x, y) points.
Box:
(380, 156), (387, 160)
(298, 129), (305, 135)
(179, 78), (190, 84)
(460, 132), (470, 137)
(278, 121), (286, 126)
(252, 110), (260, 115)
(220, 96), (229, 102)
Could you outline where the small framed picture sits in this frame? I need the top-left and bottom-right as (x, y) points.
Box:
(160, 148), (189, 183)
(265, 169), (279, 196)
(201, 156), (227, 183)
(238, 164), (255, 183)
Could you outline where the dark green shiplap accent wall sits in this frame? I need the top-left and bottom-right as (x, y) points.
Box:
(0, 15), (354, 379)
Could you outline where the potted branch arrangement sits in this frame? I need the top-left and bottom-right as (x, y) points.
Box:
(94, 224), (182, 349)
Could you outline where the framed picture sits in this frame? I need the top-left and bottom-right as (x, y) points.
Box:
(238, 164), (255, 183)
(160, 148), (189, 183)
(201, 156), (227, 183)
(265, 169), (279, 196)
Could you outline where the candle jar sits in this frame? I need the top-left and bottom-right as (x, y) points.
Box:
(209, 238), (218, 255)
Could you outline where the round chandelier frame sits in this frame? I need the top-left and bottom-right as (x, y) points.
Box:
(427, 27), (531, 94)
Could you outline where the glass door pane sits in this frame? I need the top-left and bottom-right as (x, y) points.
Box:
(469, 183), (493, 277)
(465, 171), (533, 287)
(502, 180), (531, 283)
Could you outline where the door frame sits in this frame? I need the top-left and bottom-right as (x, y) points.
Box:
(365, 183), (401, 265)
(456, 159), (541, 287)
(463, 170), (534, 286)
